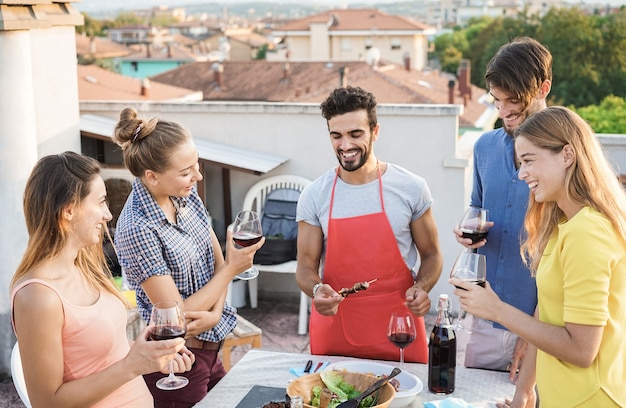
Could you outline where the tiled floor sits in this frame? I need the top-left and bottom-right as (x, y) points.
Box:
(230, 298), (311, 365)
(228, 298), (469, 368)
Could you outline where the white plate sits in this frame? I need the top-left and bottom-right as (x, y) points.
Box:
(325, 361), (423, 408)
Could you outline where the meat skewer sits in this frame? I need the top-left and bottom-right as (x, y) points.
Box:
(338, 278), (378, 297)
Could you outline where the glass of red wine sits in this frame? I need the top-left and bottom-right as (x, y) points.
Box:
(458, 206), (490, 252)
(232, 210), (263, 280)
(149, 300), (188, 390)
(449, 250), (487, 332)
(387, 312), (417, 369)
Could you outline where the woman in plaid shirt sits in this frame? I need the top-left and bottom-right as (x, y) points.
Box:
(112, 107), (264, 408)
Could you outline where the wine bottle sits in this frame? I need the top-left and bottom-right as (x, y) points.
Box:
(428, 294), (456, 394)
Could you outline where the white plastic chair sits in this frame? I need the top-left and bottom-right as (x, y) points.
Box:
(11, 341), (32, 408)
(228, 175), (312, 335)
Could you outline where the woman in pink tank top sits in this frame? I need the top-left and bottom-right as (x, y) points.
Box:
(10, 152), (194, 408)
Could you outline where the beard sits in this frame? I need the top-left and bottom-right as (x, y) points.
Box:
(337, 138), (373, 172)
(503, 99), (545, 137)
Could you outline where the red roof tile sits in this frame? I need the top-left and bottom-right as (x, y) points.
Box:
(274, 8), (433, 32)
(149, 60), (488, 127)
(75, 33), (132, 59)
(77, 64), (202, 101)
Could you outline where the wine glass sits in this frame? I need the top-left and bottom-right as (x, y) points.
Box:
(148, 300), (189, 390)
(449, 250), (487, 332)
(387, 312), (417, 369)
(458, 206), (490, 252)
(232, 210), (263, 280)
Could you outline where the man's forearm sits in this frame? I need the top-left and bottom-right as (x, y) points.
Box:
(413, 253), (443, 293)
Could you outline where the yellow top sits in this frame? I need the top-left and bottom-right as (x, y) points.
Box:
(536, 207), (625, 407)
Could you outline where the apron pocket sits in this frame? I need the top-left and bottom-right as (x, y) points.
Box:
(339, 292), (406, 347)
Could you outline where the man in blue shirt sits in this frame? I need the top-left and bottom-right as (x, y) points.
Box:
(454, 37), (552, 382)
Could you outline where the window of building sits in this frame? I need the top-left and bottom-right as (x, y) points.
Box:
(391, 38), (402, 51)
(341, 38), (352, 52)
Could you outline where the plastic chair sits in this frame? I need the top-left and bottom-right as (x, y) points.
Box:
(11, 341), (32, 408)
(228, 175), (312, 335)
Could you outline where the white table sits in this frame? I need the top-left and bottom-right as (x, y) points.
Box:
(195, 349), (516, 408)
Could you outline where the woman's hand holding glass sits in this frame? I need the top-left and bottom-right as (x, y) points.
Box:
(165, 348), (195, 374)
(448, 250), (487, 332)
(450, 277), (504, 325)
(148, 300), (190, 390)
(225, 220), (265, 280)
(232, 210), (263, 280)
(126, 325), (191, 378)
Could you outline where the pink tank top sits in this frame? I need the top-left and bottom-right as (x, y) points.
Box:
(11, 279), (153, 408)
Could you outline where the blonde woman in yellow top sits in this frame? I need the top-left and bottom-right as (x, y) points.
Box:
(451, 106), (626, 408)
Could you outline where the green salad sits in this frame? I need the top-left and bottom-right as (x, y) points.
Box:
(309, 371), (377, 408)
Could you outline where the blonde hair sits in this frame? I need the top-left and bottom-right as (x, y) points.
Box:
(112, 107), (191, 177)
(516, 107), (626, 273)
(11, 152), (124, 303)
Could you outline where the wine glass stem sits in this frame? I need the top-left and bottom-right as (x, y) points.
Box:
(167, 360), (176, 382)
(399, 348), (405, 370)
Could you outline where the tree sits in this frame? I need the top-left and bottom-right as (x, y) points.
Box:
(538, 7), (602, 106)
(571, 95), (626, 134)
(594, 9), (626, 102)
(113, 12), (144, 27)
(440, 46), (463, 74)
(255, 44), (269, 60)
(76, 13), (104, 37)
(448, 6), (623, 108)
(433, 30), (468, 74)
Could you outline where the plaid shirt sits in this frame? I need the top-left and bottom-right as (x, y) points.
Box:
(115, 178), (236, 342)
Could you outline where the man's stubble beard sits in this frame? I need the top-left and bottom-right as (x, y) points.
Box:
(337, 138), (373, 172)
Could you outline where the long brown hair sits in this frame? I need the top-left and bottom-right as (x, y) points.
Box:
(516, 107), (626, 273)
(11, 152), (124, 303)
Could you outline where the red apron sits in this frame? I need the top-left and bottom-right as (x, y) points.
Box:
(309, 167), (428, 363)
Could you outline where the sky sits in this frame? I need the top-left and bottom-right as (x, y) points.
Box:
(74, 0), (626, 14)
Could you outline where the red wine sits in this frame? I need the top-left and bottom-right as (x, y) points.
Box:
(149, 325), (187, 341)
(233, 232), (262, 247)
(428, 294), (456, 394)
(460, 229), (489, 243)
(428, 324), (456, 394)
(387, 332), (416, 349)
(454, 279), (486, 290)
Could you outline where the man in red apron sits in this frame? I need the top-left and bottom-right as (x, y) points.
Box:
(296, 86), (443, 363)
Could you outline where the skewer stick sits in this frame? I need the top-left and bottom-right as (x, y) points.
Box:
(339, 278), (379, 297)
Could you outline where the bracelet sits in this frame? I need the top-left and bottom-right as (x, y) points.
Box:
(312, 283), (323, 298)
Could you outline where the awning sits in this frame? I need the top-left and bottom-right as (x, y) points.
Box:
(79, 114), (288, 175)
(79, 114), (289, 228)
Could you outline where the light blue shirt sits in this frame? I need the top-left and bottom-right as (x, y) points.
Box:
(471, 128), (537, 328)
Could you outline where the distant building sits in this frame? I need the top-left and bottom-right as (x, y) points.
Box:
(107, 25), (170, 45)
(150, 60), (494, 131)
(429, 0), (564, 28)
(77, 64), (202, 102)
(168, 20), (221, 40)
(271, 9), (435, 71)
(112, 42), (207, 79)
(76, 33), (132, 62)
